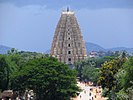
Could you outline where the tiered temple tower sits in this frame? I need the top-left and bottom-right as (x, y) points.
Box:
(51, 9), (87, 64)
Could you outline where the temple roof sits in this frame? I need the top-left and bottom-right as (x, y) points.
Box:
(62, 7), (74, 15)
(62, 11), (74, 15)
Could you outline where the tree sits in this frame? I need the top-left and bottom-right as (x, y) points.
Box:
(98, 55), (127, 99)
(0, 55), (9, 91)
(81, 65), (100, 84)
(116, 56), (133, 100)
(98, 59), (119, 90)
(95, 56), (115, 68)
(11, 57), (80, 100)
(98, 59), (119, 99)
(75, 58), (101, 83)
(0, 54), (16, 92)
(122, 56), (133, 90)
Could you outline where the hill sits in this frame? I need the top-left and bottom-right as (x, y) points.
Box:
(107, 47), (133, 54)
(85, 42), (105, 52)
(85, 42), (133, 54)
(45, 42), (133, 54)
(0, 45), (11, 54)
(0, 43), (133, 54)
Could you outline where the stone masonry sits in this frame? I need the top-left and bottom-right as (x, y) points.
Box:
(51, 9), (87, 64)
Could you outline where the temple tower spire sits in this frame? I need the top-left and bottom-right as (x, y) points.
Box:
(51, 9), (87, 64)
(67, 7), (69, 12)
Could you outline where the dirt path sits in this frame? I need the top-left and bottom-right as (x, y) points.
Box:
(72, 82), (108, 100)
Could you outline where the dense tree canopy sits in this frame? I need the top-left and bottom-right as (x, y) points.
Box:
(116, 56), (133, 100)
(0, 49), (132, 100)
(75, 58), (101, 84)
(98, 59), (120, 90)
(0, 50), (80, 100)
(0, 54), (16, 91)
(11, 57), (80, 100)
(0, 55), (10, 91)
(98, 52), (128, 99)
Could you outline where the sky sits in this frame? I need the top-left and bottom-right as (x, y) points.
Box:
(0, 0), (133, 52)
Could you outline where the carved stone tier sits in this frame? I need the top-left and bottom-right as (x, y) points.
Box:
(51, 9), (87, 64)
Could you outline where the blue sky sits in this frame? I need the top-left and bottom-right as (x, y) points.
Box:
(0, 0), (133, 52)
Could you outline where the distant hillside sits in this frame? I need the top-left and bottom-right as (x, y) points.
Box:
(45, 42), (105, 54)
(0, 45), (11, 54)
(85, 42), (105, 52)
(45, 42), (133, 54)
(45, 50), (50, 54)
(85, 42), (133, 54)
(1, 43), (132, 55)
(107, 47), (133, 54)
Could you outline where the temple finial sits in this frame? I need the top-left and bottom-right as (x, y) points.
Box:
(67, 7), (69, 12)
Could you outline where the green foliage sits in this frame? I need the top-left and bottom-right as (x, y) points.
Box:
(75, 58), (101, 84)
(1, 48), (131, 100)
(0, 54), (16, 91)
(0, 49), (49, 91)
(74, 56), (114, 84)
(116, 56), (133, 100)
(95, 56), (115, 68)
(98, 53), (129, 99)
(11, 57), (80, 100)
(0, 55), (9, 91)
(98, 59), (120, 90)
(82, 66), (100, 84)
(122, 57), (133, 89)
(0, 50), (79, 99)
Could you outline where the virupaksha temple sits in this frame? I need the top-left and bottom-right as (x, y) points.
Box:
(51, 8), (87, 64)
